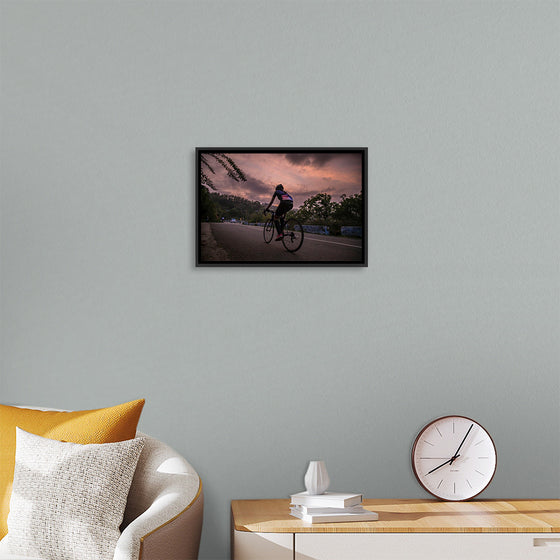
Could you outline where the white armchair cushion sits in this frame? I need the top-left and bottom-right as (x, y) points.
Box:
(2, 429), (144, 560)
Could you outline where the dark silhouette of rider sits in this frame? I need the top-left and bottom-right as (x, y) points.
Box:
(265, 184), (294, 240)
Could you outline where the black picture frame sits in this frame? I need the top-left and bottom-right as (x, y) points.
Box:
(196, 148), (367, 267)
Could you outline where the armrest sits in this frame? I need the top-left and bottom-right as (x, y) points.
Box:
(114, 484), (203, 560)
(114, 433), (203, 560)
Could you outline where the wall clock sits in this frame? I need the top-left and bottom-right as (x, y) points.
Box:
(411, 415), (497, 501)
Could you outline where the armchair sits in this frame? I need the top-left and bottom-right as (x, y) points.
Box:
(0, 431), (203, 560)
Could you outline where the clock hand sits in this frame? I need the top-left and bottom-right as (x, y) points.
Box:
(426, 455), (460, 475)
(426, 424), (473, 474)
(449, 424), (473, 464)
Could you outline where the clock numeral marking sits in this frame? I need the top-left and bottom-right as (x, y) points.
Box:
(436, 427), (443, 438)
(475, 470), (485, 476)
(478, 457), (489, 459)
(466, 479), (472, 489)
(437, 479), (443, 489)
(423, 440), (435, 446)
(474, 440), (485, 446)
(453, 421), (455, 434)
(453, 483), (456, 494)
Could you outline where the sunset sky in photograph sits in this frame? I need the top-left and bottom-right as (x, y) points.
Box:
(203, 152), (364, 208)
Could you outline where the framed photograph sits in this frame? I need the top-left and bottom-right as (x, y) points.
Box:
(196, 148), (367, 266)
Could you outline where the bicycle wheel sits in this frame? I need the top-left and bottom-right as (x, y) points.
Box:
(282, 218), (304, 252)
(263, 218), (275, 243)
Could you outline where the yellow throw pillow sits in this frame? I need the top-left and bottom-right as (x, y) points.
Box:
(0, 398), (145, 539)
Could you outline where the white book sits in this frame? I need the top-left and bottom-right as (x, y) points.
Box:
(290, 491), (363, 508)
(292, 504), (365, 515)
(290, 506), (378, 524)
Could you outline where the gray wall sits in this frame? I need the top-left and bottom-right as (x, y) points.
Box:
(1, 1), (558, 558)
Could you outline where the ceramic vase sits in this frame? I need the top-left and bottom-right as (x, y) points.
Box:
(304, 460), (330, 495)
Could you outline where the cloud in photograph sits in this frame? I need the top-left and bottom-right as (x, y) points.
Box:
(284, 153), (337, 168)
(226, 175), (270, 201)
(201, 151), (363, 207)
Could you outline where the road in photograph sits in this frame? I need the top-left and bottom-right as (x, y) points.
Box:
(202, 222), (363, 263)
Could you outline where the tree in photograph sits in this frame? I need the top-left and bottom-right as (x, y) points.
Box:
(208, 193), (263, 222)
(295, 193), (333, 224)
(332, 192), (362, 225)
(199, 153), (247, 221)
(200, 185), (218, 221)
(292, 191), (362, 234)
(200, 153), (247, 190)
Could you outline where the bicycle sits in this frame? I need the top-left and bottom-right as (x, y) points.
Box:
(263, 209), (304, 253)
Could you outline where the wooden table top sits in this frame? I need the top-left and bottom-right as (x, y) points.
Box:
(231, 499), (560, 533)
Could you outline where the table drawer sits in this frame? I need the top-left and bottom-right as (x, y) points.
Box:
(296, 533), (560, 560)
(233, 531), (293, 560)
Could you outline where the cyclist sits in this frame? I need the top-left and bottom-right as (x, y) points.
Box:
(265, 184), (293, 241)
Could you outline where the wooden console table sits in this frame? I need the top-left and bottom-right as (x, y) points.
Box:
(231, 498), (560, 559)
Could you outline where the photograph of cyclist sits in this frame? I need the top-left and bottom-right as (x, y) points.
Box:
(264, 184), (293, 241)
(197, 149), (366, 265)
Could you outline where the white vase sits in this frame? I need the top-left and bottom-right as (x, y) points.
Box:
(304, 460), (330, 495)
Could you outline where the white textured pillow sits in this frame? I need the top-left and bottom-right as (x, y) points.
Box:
(3, 428), (144, 560)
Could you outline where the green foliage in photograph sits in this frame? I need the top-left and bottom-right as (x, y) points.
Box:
(207, 193), (266, 223)
(199, 153), (247, 221)
(200, 153), (246, 191)
(201, 188), (362, 235)
(293, 192), (363, 234)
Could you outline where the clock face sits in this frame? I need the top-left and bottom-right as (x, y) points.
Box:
(412, 416), (497, 501)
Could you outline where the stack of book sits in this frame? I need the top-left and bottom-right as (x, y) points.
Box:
(289, 491), (378, 524)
